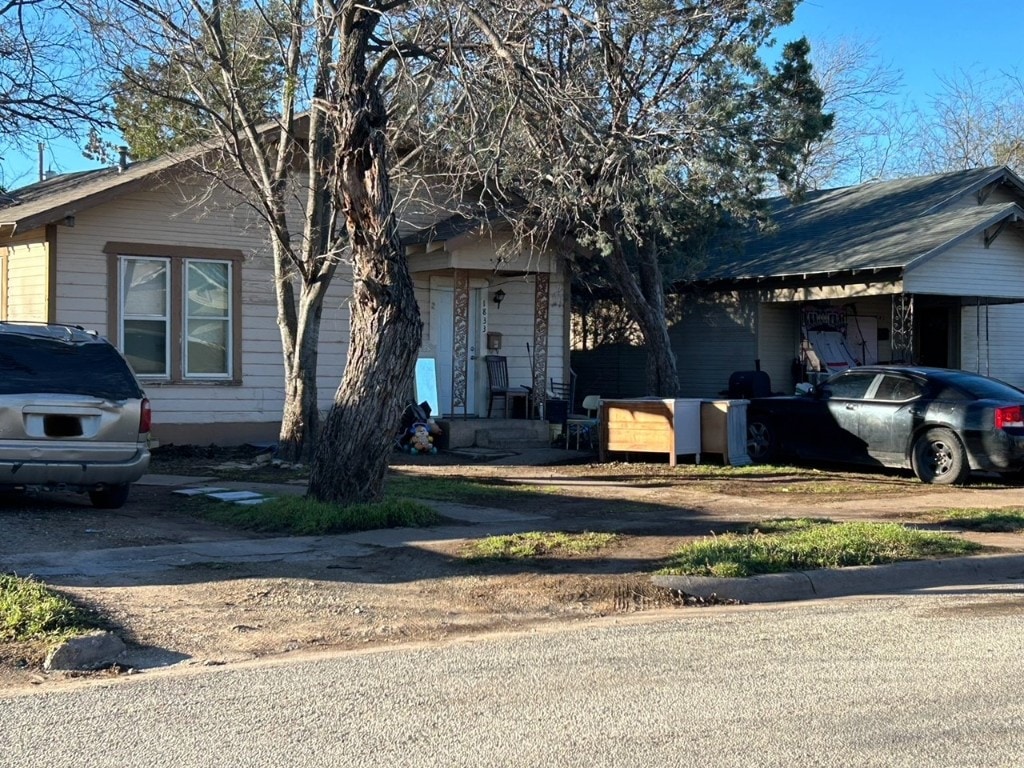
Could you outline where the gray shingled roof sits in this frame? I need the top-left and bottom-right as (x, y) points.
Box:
(696, 166), (1024, 283)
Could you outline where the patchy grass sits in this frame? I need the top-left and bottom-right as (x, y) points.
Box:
(1, 575), (101, 642)
(460, 531), (620, 561)
(193, 496), (443, 536)
(387, 473), (551, 505)
(919, 507), (1024, 533)
(749, 481), (912, 495)
(658, 518), (981, 578)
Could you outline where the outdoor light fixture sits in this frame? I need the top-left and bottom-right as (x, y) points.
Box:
(492, 288), (506, 307)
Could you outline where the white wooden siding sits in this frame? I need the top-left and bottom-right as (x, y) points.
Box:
(51, 178), (349, 431)
(39, 173), (566, 439)
(905, 227), (1024, 298)
(960, 304), (1024, 388)
(757, 301), (800, 394)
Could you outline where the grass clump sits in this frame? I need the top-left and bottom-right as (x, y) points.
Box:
(658, 518), (981, 578)
(195, 495), (442, 535)
(924, 507), (1024, 533)
(461, 531), (619, 561)
(1, 575), (99, 642)
(387, 474), (543, 505)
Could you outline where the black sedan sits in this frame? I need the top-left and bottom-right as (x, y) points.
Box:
(746, 366), (1024, 484)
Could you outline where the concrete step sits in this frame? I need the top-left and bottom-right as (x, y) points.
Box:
(438, 418), (553, 450)
(474, 428), (551, 450)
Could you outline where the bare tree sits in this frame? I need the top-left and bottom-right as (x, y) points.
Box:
(416, 0), (830, 396)
(0, 0), (108, 185)
(791, 36), (912, 188)
(913, 68), (1024, 175)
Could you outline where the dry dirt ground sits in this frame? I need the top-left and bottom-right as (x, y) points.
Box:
(3, 448), (1023, 692)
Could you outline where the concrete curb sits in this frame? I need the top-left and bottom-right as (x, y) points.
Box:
(652, 553), (1024, 603)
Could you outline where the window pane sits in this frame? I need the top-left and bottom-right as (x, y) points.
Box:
(123, 320), (168, 375)
(187, 261), (229, 318)
(124, 260), (167, 315)
(822, 372), (876, 400)
(186, 319), (228, 375)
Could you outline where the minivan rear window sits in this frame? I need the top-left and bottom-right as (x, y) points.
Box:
(0, 336), (144, 400)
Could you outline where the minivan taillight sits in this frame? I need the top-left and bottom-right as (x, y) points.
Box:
(140, 398), (152, 434)
(995, 405), (1024, 430)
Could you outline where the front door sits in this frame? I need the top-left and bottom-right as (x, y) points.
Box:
(430, 276), (484, 416)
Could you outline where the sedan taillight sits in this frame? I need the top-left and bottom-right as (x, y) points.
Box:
(995, 405), (1024, 430)
(140, 398), (152, 434)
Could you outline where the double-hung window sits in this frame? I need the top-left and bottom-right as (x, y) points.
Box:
(108, 243), (242, 383)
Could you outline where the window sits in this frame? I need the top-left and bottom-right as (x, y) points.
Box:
(821, 371), (877, 400)
(121, 257), (170, 375)
(107, 243), (242, 383)
(872, 375), (922, 402)
(184, 259), (231, 377)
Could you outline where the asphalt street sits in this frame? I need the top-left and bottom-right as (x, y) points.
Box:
(5, 589), (1024, 768)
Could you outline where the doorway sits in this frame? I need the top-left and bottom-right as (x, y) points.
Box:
(917, 306), (953, 367)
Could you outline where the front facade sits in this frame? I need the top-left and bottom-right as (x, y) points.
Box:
(0, 160), (569, 446)
(574, 166), (1024, 399)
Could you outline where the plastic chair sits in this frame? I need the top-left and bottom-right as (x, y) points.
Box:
(566, 395), (601, 450)
(484, 355), (531, 418)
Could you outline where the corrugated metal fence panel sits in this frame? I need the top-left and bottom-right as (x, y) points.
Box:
(672, 294), (758, 397)
(570, 345), (649, 407)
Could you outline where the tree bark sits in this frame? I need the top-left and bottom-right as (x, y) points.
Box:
(601, 220), (680, 397)
(306, 1), (422, 505)
(277, 281), (329, 463)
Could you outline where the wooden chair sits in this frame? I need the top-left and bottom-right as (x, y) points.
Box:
(484, 355), (531, 418)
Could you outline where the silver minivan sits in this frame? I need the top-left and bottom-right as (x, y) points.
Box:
(0, 323), (151, 508)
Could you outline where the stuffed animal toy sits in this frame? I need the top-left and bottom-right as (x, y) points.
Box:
(407, 423), (437, 454)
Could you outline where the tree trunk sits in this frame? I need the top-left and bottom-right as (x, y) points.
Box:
(275, 105), (337, 465)
(601, 222), (680, 397)
(277, 285), (329, 463)
(306, 3), (422, 505)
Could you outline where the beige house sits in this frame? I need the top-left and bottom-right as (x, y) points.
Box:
(0, 155), (569, 446)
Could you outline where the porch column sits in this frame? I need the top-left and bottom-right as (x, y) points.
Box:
(451, 270), (469, 417)
(891, 293), (914, 364)
(533, 273), (550, 413)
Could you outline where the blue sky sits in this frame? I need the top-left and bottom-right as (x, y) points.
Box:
(4, 0), (1018, 187)
(784, 0), (1018, 98)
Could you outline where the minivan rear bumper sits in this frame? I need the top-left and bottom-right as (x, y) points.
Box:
(0, 447), (151, 489)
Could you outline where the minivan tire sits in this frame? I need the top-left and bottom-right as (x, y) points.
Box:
(88, 484), (131, 509)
